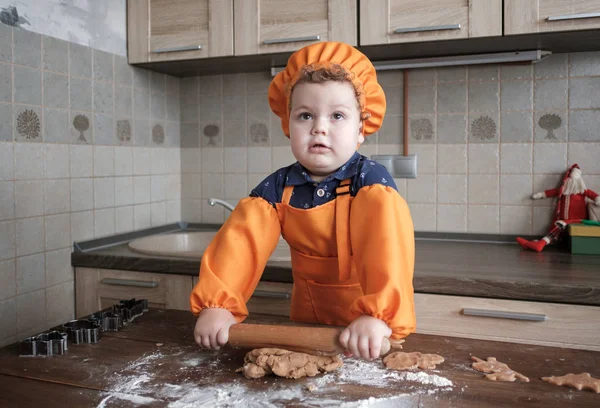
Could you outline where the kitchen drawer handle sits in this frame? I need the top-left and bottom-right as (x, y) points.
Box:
(462, 308), (547, 322)
(263, 35), (320, 45)
(152, 45), (203, 53)
(394, 24), (461, 34)
(253, 290), (290, 299)
(547, 12), (600, 22)
(100, 278), (159, 288)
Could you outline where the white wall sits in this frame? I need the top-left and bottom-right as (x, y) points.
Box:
(0, 0), (126, 55)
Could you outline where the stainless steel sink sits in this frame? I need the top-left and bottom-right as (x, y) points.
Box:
(128, 231), (291, 262)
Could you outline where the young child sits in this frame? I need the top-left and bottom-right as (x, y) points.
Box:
(190, 41), (415, 360)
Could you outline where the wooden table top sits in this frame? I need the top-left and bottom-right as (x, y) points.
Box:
(1, 309), (599, 407)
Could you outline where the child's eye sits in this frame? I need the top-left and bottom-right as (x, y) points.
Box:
(332, 112), (345, 120)
(299, 112), (312, 120)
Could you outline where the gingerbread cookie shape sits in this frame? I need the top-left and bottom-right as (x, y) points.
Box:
(542, 373), (600, 393)
(235, 348), (343, 379)
(383, 351), (445, 370)
(471, 356), (529, 382)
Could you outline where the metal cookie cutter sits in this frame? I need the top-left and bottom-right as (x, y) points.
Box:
(90, 310), (122, 332)
(113, 298), (148, 323)
(20, 331), (68, 357)
(63, 319), (102, 344)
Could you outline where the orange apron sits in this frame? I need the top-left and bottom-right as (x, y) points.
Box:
(276, 179), (362, 326)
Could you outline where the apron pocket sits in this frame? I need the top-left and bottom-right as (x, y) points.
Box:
(306, 280), (363, 326)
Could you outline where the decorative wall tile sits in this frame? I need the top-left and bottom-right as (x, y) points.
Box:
(535, 111), (566, 142)
(151, 122), (165, 145)
(42, 36), (69, 74)
(69, 43), (92, 78)
(115, 118), (133, 145)
(0, 63), (11, 102)
(409, 115), (435, 143)
(534, 79), (568, 111)
(469, 113), (498, 142)
(70, 111), (93, 144)
(200, 122), (222, 148)
(14, 66), (41, 105)
(13, 28), (41, 69)
(0, 103), (12, 141)
(14, 106), (42, 142)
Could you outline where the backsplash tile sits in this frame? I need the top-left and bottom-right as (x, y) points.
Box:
(0, 63), (11, 102)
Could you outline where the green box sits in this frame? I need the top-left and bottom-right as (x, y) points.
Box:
(568, 223), (600, 255)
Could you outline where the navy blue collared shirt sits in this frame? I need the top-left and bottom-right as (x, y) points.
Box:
(250, 151), (397, 209)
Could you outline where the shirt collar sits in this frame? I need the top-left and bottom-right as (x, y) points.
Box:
(285, 151), (362, 186)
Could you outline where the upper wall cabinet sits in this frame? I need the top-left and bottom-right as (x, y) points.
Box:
(505, 0), (600, 35)
(234, 0), (357, 56)
(360, 0), (502, 46)
(127, 0), (234, 64)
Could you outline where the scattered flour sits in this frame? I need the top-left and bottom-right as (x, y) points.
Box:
(97, 349), (454, 407)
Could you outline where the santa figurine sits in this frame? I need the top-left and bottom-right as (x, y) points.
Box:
(517, 164), (600, 252)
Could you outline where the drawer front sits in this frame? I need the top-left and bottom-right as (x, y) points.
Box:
(505, 0), (600, 34)
(247, 282), (292, 317)
(415, 293), (600, 351)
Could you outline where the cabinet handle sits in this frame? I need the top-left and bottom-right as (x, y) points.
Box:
(152, 45), (203, 53)
(263, 35), (320, 45)
(394, 24), (461, 34)
(462, 308), (547, 322)
(100, 278), (159, 288)
(253, 290), (290, 299)
(547, 12), (600, 22)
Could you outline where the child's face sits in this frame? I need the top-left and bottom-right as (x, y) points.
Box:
(289, 81), (364, 182)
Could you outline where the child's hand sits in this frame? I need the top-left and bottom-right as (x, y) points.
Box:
(193, 308), (237, 349)
(338, 315), (392, 360)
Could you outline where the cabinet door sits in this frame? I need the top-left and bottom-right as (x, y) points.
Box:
(234, 0), (357, 56)
(505, 0), (600, 35)
(360, 0), (501, 46)
(128, 0), (234, 64)
(75, 268), (193, 317)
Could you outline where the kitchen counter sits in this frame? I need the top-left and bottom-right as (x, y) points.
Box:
(72, 225), (600, 306)
(1, 309), (598, 407)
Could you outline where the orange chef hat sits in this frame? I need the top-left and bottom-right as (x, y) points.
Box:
(268, 41), (386, 137)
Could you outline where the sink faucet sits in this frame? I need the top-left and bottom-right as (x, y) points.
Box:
(207, 198), (235, 212)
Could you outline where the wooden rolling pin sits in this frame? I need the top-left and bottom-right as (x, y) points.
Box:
(228, 323), (391, 357)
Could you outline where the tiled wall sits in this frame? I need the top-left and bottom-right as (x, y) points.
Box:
(0, 24), (182, 347)
(180, 52), (600, 236)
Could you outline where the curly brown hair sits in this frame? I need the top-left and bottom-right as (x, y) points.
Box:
(290, 64), (371, 121)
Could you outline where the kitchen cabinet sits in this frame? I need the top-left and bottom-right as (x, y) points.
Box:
(75, 268), (193, 317)
(234, 0), (357, 56)
(127, 0), (234, 64)
(505, 0), (600, 35)
(359, 0), (502, 46)
(244, 282), (600, 352)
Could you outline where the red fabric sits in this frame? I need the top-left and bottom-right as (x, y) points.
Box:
(545, 188), (599, 223)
